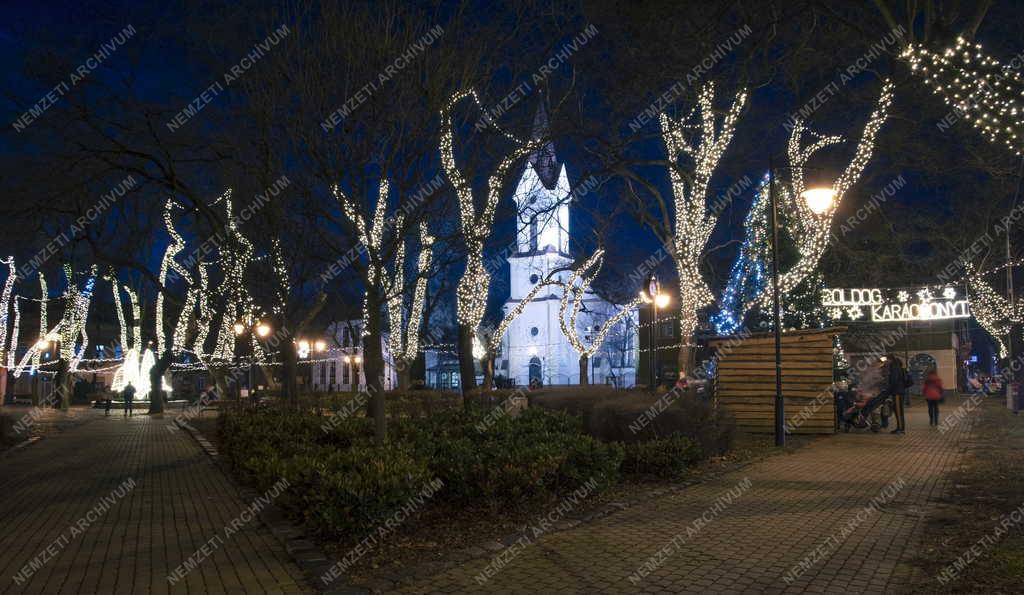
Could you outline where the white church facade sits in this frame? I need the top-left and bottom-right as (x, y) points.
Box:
(494, 110), (638, 387)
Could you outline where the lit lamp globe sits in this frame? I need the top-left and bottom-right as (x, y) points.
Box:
(654, 293), (671, 308)
(255, 323), (271, 338)
(800, 187), (837, 215)
(232, 322), (246, 336)
(314, 340), (327, 352)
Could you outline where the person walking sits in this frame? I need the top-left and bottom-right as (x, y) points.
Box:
(122, 382), (136, 417)
(886, 355), (908, 434)
(923, 368), (944, 426)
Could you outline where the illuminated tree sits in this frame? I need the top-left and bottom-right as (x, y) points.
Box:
(439, 89), (543, 391)
(657, 81), (748, 372)
(753, 81), (895, 312)
(556, 249), (642, 385)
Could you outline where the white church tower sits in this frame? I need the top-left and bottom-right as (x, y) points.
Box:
(496, 103), (637, 387)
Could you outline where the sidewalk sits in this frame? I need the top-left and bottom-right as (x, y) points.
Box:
(398, 404), (973, 594)
(0, 409), (310, 594)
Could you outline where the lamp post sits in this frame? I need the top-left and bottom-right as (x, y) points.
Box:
(235, 320), (271, 401)
(767, 160), (835, 447)
(640, 276), (670, 390)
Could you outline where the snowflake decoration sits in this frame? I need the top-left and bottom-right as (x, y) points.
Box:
(897, 290), (910, 303)
(917, 288), (933, 303)
(846, 306), (864, 319)
(829, 307), (844, 319)
(942, 287), (957, 300)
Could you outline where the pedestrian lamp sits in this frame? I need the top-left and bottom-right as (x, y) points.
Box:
(313, 339), (327, 352)
(801, 187), (837, 215)
(767, 159), (838, 447)
(639, 275), (670, 390)
(233, 320), (272, 399)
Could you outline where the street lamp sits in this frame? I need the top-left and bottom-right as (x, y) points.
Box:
(768, 161), (836, 447)
(255, 322), (271, 338)
(313, 339), (327, 352)
(640, 275), (670, 390)
(800, 187), (837, 215)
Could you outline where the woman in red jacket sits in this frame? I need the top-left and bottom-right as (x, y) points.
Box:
(923, 368), (944, 426)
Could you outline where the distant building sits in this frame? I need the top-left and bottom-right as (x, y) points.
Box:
(308, 320), (397, 392)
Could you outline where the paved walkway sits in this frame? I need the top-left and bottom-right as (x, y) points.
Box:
(0, 407), (310, 594)
(398, 404), (974, 594)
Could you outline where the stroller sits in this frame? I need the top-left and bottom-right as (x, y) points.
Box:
(837, 388), (894, 433)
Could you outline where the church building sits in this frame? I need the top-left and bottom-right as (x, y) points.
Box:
(494, 106), (638, 387)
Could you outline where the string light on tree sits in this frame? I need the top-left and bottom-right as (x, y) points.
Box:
(756, 80), (894, 310)
(964, 261), (1022, 357)
(439, 89), (545, 339)
(901, 36), (1023, 155)
(658, 82), (747, 362)
(556, 248), (642, 383)
(0, 257), (15, 365)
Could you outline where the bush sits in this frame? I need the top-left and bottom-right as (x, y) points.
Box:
(532, 389), (735, 459)
(620, 435), (701, 479)
(219, 405), (623, 540)
(395, 407), (622, 510)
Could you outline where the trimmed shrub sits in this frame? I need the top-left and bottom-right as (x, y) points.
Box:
(620, 435), (701, 479)
(219, 405), (623, 540)
(533, 389), (734, 458)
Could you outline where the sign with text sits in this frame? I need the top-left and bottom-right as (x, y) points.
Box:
(823, 286), (971, 323)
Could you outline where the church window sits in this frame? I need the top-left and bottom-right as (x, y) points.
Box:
(592, 356), (601, 368)
(530, 327), (539, 337)
(529, 274), (539, 284)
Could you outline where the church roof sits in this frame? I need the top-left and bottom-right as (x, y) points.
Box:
(527, 99), (562, 191)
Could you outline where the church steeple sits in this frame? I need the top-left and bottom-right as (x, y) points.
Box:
(512, 98), (571, 257)
(527, 98), (562, 191)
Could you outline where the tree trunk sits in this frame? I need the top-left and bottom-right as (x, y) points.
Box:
(148, 350), (173, 414)
(281, 337), (299, 408)
(397, 363), (412, 394)
(457, 323), (477, 395)
(480, 354), (494, 392)
(578, 354), (589, 385)
(677, 344), (694, 384)
(209, 367), (230, 400)
(363, 291), (387, 444)
(55, 360), (72, 410)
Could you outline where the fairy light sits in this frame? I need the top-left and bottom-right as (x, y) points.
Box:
(964, 262), (1021, 357)
(7, 294), (20, 368)
(902, 37), (1023, 155)
(387, 222), (435, 365)
(0, 257), (15, 365)
(156, 200), (190, 355)
(757, 80), (894, 310)
(125, 286), (141, 352)
(105, 270), (129, 352)
(192, 263), (213, 364)
(658, 82), (748, 346)
(556, 249), (643, 363)
(334, 180), (390, 337)
(32, 273), (47, 372)
(440, 89), (545, 341)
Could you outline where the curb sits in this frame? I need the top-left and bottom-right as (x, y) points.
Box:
(1, 435), (43, 456)
(174, 418), (365, 594)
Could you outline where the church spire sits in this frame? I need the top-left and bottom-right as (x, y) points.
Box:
(527, 97), (562, 191)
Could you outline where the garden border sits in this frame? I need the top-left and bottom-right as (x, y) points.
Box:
(174, 418), (368, 595)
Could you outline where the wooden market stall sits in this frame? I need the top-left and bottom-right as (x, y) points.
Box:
(708, 327), (844, 434)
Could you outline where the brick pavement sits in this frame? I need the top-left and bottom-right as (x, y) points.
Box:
(0, 408), (311, 594)
(397, 404), (973, 594)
